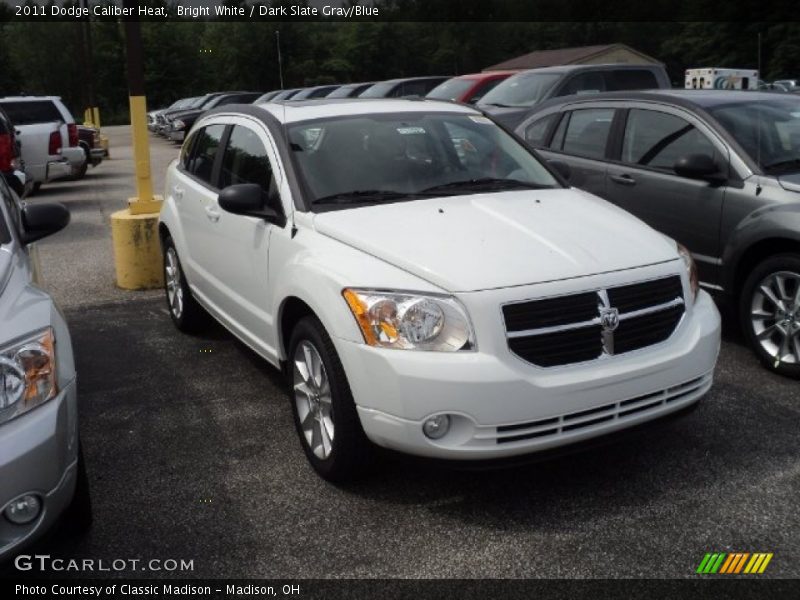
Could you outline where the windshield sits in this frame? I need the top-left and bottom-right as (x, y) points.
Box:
(427, 78), (474, 101)
(709, 97), (800, 173)
(479, 72), (561, 108)
(288, 112), (560, 208)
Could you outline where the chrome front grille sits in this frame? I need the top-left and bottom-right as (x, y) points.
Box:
(503, 275), (684, 367)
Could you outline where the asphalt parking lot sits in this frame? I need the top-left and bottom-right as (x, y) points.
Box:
(6, 127), (800, 579)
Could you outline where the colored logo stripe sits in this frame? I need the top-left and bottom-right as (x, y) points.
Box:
(697, 552), (773, 574)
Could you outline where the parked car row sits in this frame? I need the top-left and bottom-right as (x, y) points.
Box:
(0, 95), (105, 197)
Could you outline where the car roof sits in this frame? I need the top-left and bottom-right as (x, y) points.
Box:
(514, 64), (662, 76)
(532, 89), (798, 112)
(456, 71), (520, 80)
(254, 98), (477, 123)
(378, 76), (450, 84)
(0, 95), (62, 101)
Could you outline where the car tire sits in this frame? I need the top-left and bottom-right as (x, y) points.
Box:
(30, 182), (42, 195)
(62, 442), (92, 534)
(288, 316), (374, 482)
(162, 236), (210, 333)
(740, 253), (800, 379)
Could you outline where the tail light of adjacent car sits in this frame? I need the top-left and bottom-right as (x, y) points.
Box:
(48, 130), (62, 155)
(67, 123), (78, 147)
(0, 133), (13, 171)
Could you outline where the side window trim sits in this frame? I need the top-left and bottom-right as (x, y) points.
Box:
(210, 125), (232, 189)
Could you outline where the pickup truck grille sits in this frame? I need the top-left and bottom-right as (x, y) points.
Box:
(503, 275), (684, 367)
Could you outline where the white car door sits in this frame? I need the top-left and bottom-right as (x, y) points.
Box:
(175, 123), (227, 299)
(198, 117), (287, 357)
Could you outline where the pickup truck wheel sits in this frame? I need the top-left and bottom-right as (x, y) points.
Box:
(162, 237), (210, 333)
(740, 254), (800, 379)
(289, 316), (373, 482)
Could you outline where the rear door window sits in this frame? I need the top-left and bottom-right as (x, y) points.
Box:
(186, 124), (226, 186)
(606, 69), (659, 91)
(553, 108), (615, 159)
(621, 109), (717, 172)
(0, 101), (63, 125)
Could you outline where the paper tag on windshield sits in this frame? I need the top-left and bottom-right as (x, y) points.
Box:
(397, 126), (426, 135)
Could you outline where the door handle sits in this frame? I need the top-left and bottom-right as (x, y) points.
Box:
(204, 206), (221, 222)
(610, 174), (636, 186)
(173, 185), (184, 199)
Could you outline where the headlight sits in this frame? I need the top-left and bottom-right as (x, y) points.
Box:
(0, 328), (57, 424)
(342, 289), (475, 351)
(173, 120), (185, 131)
(677, 243), (699, 303)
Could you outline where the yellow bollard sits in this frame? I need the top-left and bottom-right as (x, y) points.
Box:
(110, 91), (163, 290)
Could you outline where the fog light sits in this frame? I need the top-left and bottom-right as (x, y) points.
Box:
(422, 415), (450, 440)
(4, 494), (42, 525)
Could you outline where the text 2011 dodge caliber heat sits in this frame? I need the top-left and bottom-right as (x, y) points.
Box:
(158, 98), (721, 481)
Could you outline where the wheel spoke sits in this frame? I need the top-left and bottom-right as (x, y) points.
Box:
(759, 283), (786, 312)
(792, 334), (800, 364)
(302, 344), (316, 386)
(319, 418), (332, 456)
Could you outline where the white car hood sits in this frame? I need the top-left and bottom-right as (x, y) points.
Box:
(312, 189), (678, 293)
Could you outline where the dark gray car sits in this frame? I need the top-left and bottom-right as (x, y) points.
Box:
(479, 64), (671, 129)
(515, 90), (800, 378)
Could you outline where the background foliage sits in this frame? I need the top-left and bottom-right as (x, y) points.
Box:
(0, 0), (798, 123)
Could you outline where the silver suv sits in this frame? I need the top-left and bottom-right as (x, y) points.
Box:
(0, 177), (89, 561)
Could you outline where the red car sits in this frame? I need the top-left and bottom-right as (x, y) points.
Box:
(426, 71), (518, 105)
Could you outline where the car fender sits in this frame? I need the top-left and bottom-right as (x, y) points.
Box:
(722, 202), (800, 292)
(268, 224), (445, 361)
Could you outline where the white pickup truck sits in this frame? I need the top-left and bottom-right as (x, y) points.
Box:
(0, 96), (86, 192)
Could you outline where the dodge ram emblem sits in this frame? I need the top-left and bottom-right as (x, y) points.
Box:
(600, 307), (620, 332)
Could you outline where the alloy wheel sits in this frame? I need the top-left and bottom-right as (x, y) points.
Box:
(293, 340), (334, 459)
(165, 247), (184, 320)
(750, 270), (800, 366)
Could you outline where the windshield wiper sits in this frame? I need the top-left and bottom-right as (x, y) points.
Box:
(763, 158), (800, 174)
(421, 178), (549, 194)
(313, 190), (418, 205)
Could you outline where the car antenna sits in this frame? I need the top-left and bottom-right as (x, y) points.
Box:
(755, 31), (763, 195)
(276, 29), (297, 237)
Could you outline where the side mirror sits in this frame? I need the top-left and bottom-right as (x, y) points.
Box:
(21, 202), (70, 244)
(218, 183), (285, 226)
(674, 154), (724, 181)
(548, 159), (572, 181)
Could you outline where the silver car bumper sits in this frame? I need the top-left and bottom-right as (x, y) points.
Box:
(0, 379), (78, 561)
(45, 159), (73, 182)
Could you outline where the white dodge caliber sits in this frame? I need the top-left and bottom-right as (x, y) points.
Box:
(159, 98), (721, 481)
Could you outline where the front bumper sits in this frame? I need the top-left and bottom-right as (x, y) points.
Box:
(167, 129), (185, 142)
(0, 379), (78, 562)
(340, 289), (721, 460)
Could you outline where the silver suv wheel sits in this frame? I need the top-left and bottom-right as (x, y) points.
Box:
(293, 340), (334, 459)
(165, 247), (184, 320)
